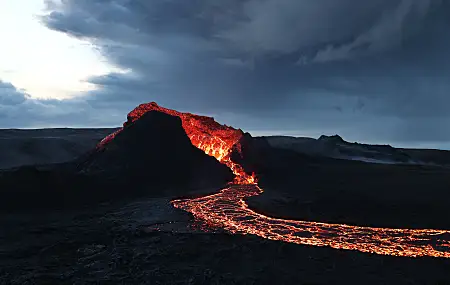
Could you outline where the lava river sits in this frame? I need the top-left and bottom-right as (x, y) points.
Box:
(101, 102), (450, 258)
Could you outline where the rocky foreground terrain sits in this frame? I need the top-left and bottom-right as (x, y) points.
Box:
(1, 106), (450, 284)
(2, 196), (450, 284)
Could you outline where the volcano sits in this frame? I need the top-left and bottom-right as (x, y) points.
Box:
(2, 102), (450, 284)
(77, 108), (234, 192)
(97, 102), (256, 184)
(0, 105), (235, 209)
(94, 102), (450, 259)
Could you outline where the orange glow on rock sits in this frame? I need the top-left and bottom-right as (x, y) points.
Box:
(100, 102), (450, 258)
(98, 102), (256, 184)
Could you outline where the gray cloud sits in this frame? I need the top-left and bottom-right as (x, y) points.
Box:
(0, 80), (121, 128)
(0, 80), (28, 106)
(7, 0), (450, 147)
(304, 0), (435, 63)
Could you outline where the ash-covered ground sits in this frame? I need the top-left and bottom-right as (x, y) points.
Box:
(2, 194), (450, 285)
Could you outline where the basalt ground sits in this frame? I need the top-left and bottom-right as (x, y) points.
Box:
(1, 164), (450, 284)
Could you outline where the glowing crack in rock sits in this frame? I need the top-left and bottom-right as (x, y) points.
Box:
(99, 102), (450, 258)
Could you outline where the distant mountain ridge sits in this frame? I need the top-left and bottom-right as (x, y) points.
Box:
(2, 127), (450, 170)
(0, 128), (118, 169)
(264, 134), (450, 166)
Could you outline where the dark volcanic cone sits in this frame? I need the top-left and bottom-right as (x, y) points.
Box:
(77, 110), (233, 193)
(0, 110), (233, 211)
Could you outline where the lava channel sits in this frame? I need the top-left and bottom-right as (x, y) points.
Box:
(101, 102), (450, 258)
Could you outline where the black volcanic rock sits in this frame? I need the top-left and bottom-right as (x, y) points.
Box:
(230, 132), (267, 175)
(318, 134), (345, 143)
(231, 133), (324, 181)
(229, 132), (319, 179)
(0, 111), (233, 211)
(77, 110), (233, 193)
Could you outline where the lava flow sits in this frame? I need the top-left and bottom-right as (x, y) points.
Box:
(100, 102), (450, 258)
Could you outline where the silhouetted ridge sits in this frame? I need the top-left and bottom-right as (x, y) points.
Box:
(95, 101), (256, 184)
(266, 134), (417, 165)
(318, 134), (345, 143)
(78, 110), (233, 192)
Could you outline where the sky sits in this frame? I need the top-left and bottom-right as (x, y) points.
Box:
(1, 0), (449, 149)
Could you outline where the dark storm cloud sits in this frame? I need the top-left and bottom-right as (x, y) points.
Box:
(34, 0), (450, 145)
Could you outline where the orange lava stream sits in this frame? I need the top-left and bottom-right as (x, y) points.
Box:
(101, 102), (450, 258)
(172, 185), (450, 258)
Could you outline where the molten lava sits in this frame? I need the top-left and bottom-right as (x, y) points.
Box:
(100, 102), (450, 258)
(98, 102), (256, 184)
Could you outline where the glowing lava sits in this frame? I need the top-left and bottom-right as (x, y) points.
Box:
(98, 102), (256, 184)
(100, 102), (450, 258)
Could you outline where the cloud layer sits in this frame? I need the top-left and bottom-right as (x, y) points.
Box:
(0, 80), (121, 128)
(2, 0), (450, 147)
